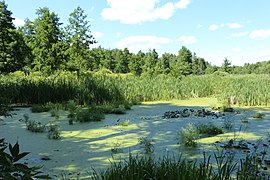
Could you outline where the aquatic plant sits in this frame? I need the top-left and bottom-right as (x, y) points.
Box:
(138, 137), (154, 154)
(178, 123), (199, 147)
(47, 124), (61, 140)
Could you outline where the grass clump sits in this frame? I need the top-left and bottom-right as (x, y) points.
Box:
(111, 141), (123, 154)
(50, 109), (60, 119)
(195, 123), (223, 135)
(75, 107), (105, 123)
(178, 123), (199, 147)
(253, 112), (265, 119)
(119, 119), (130, 127)
(138, 137), (154, 154)
(47, 124), (61, 140)
(91, 151), (269, 179)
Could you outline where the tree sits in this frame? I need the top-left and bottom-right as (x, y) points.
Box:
(155, 53), (174, 75)
(222, 57), (232, 73)
(142, 49), (159, 76)
(0, 1), (31, 73)
(114, 48), (130, 73)
(29, 7), (63, 73)
(65, 6), (96, 72)
(192, 53), (207, 75)
(170, 46), (192, 77)
(129, 50), (144, 76)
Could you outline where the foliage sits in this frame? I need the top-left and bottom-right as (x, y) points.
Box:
(75, 107), (105, 123)
(0, 138), (51, 179)
(25, 120), (46, 133)
(91, 152), (267, 180)
(31, 104), (51, 113)
(178, 123), (199, 147)
(253, 112), (265, 119)
(119, 119), (130, 127)
(138, 137), (154, 154)
(110, 141), (122, 154)
(47, 124), (61, 139)
(195, 123), (223, 135)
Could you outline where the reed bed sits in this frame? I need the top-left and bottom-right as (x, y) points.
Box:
(1, 72), (270, 106)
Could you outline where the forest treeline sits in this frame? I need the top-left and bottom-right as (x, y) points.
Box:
(1, 1), (270, 76)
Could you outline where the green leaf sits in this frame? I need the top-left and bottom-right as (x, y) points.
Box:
(14, 152), (29, 162)
(10, 141), (20, 158)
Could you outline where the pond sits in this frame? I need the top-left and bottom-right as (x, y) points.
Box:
(1, 97), (270, 178)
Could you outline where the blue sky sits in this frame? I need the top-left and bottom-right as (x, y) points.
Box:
(5, 0), (270, 66)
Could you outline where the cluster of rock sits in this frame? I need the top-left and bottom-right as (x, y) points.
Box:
(162, 108), (224, 119)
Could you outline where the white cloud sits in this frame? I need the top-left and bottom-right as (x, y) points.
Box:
(116, 35), (172, 52)
(175, 0), (190, 9)
(13, 18), (24, 27)
(92, 31), (103, 38)
(177, 35), (196, 44)
(230, 32), (249, 38)
(227, 23), (243, 29)
(209, 24), (219, 31)
(101, 0), (191, 24)
(116, 32), (121, 38)
(232, 47), (241, 52)
(249, 29), (270, 40)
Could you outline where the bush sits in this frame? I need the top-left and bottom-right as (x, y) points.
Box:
(195, 123), (223, 135)
(47, 124), (61, 140)
(178, 123), (199, 147)
(75, 107), (105, 123)
(31, 104), (50, 113)
(253, 112), (265, 119)
(25, 120), (46, 133)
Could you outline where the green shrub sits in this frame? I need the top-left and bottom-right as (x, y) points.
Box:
(50, 109), (60, 119)
(111, 105), (126, 114)
(0, 138), (51, 179)
(253, 112), (265, 119)
(75, 107), (105, 122)
(47, 124), (61, 140)
(120, 119), (130, 127)
(178, 123), (199, 147)
(31, 104), (50, 113)
(25, 120), (46, 133)
(195, 123), (223, 135)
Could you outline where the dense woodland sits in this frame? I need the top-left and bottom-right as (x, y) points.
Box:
(1, 1), (270, 76)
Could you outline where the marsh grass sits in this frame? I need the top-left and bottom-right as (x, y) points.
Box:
(138, 137), (154, 154)
(3, 73), (270, 107)
(91, 151), (268, 180)
(223, 118), (234, 130)
(111, 141), (123, 154)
